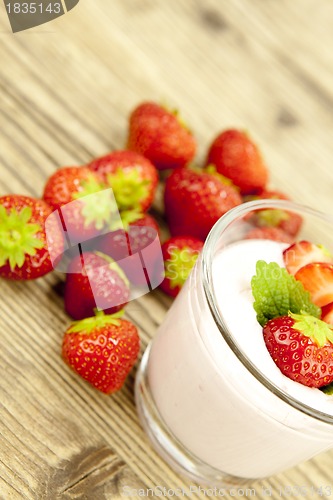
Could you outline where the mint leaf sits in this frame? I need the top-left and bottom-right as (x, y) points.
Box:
(251, 261), (321, 327)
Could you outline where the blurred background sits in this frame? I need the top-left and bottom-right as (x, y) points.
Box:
(1, 0), (333, 212)
(1, 1), (333, 498)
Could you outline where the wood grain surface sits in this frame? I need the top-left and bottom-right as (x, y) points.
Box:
(1, 0), (333, 498)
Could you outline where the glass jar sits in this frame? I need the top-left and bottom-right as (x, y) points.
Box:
(135, 200), (333, 487)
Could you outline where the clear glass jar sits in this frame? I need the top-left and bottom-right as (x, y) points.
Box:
(135, 200), (333, 487)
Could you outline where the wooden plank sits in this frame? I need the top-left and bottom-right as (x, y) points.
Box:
(1, 0), (333, 498)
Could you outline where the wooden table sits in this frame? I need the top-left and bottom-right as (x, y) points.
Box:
(1, 0), (333, 498)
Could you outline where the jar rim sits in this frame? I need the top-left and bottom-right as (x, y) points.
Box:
(202, 199), (333, 425)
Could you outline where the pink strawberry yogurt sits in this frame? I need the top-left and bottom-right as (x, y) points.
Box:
(147, 239), (333, 479)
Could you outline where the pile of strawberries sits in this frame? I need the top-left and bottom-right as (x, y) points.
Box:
(0, 101), (304, 395)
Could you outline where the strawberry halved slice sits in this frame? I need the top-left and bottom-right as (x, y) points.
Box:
(322, 302), (333, 326)
(295, 263), (333, 307)
(283, 240), (333, 276)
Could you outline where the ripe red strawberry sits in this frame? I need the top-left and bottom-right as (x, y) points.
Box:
(250, 190), (302, 237)
(126, 212), (160, 234)
(263, 313), (333, 388)
(93, 213), (163, 288)
(96, 213), (160, 260)
(283, 241), (333, 276)
(295, 263), (333, 307)
(127, 102), (197, 170)
(206, 129), (268, 194)
(0, 195), (63, 280)
(94, 213), (162, 287)
(88, 150), (158, 212)
(62, 311), (140, 394)
(43, 166), (111, 243)
(164, 167), (242, 241)
(64, 251), (130, 320)
(260, 211), (302, 237)
(322, 303), (333, 326)
(160, 236), (203, 297)
(245, 226), (293, 243)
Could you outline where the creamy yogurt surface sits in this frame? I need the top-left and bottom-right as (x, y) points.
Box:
(210, 239), (333, 416)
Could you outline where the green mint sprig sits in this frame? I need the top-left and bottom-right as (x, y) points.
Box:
(251, 260), (321, 327)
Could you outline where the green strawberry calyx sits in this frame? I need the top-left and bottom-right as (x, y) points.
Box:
(251, 260), (321, 327)
(106, 168), (150, 211)
(0, 205), (44, 270)
(165, 247), (200, 289)
(68, 309), (125, 335)
(256, 209), (290, 227)
(72, 174), (115, 230)
(289, 312), (333, 347)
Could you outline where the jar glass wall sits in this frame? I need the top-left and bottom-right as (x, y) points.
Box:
(135, 200), (333, 487)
